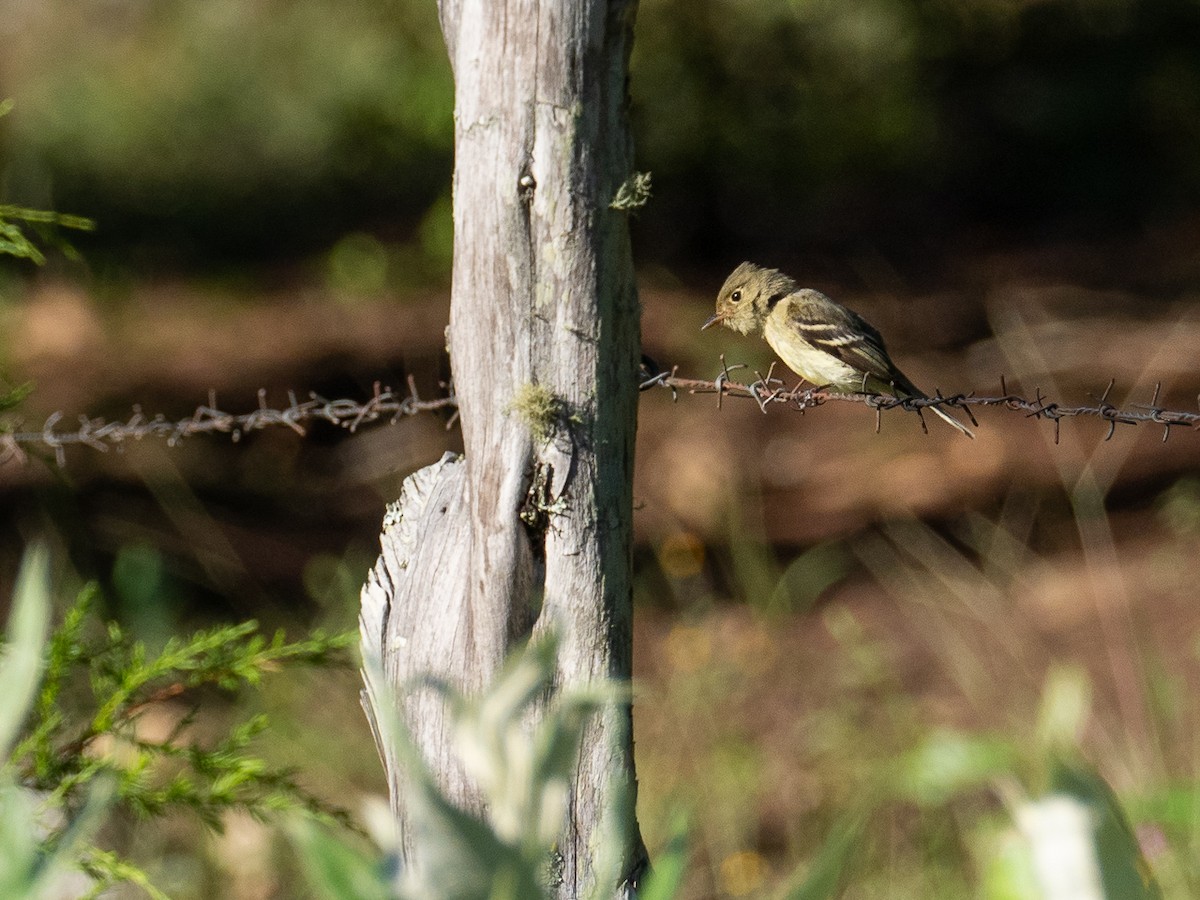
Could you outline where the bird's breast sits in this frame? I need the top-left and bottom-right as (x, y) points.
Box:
(763, 312), (859, 388)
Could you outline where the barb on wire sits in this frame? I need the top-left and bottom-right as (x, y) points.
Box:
(639, 366), (1200, 444)
(1, 380), (458, 467)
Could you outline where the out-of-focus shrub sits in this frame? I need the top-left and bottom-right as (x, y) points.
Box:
(4, 0), (1200, 266)
(0, 0), (453, 261)
(629, 0), (1200, 264)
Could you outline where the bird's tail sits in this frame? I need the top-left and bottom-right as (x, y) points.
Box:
(926, 403), (974, 439)
(887, 373), (975, 439)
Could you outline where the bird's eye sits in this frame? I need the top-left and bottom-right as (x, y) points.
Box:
(730, 290), (742, 302)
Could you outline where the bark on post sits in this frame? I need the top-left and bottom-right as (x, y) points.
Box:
(360, 0), (645, 896)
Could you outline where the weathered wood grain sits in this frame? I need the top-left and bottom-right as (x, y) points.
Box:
(361, 0), (645, 895)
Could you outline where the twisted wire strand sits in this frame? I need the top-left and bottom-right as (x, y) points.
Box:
(3, 361), (1199, 467)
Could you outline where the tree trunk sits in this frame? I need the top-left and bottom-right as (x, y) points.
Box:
(359, 0), (645, 896)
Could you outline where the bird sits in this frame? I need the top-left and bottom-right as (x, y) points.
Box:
(703, 261), (974, 438)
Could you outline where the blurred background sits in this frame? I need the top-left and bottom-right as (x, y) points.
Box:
(3, 0), (1200, 896)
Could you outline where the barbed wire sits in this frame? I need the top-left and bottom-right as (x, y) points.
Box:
(637, 357), (1200, 444)
(3, 359), (1199, 466)
(0, 377), (458, 467)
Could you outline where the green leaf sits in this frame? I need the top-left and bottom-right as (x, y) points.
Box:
(362, 634), (614, 900)
(0, 381), (34, 415)
(0, 776), (114, 900)
(1049, 763), (1162, 900)
(894, 728), (1017, 807)
(287, 818), (394, 900)
(0, 783), (40, 894)
(638, 812), (688, 900)
(778, 809), (866, 900)
(1036, 665), (1091, 755)
(0, 545), (51, 761)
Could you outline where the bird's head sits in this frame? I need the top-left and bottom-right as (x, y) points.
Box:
(703, 262), (797, 335)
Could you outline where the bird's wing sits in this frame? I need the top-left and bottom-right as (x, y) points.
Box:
(786, 293), (920, 395)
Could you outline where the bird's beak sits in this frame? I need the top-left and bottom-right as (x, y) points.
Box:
(701, 312), (724, 331)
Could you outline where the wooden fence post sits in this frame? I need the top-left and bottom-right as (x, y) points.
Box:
(360, 0), (646, 896)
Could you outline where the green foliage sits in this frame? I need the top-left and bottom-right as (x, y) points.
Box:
(78, 848), (172, 900)
(1, 0), (452, 259)
(637, 812), (688, 900)
(1049, 764), (1163, 900)
(1, 545), (359, 897)
(303, 634), (636, 900)
(0, 203), (94, 265)
(895, 729), (1019, 807)
(310, 630), (880, 900)
(288, 814), (395, 900)
(0, 545), (51, 759)
(0, 775), (113, 900)
(8, 0), (1197, 264)
(1156, 476), (1200, 537)
(636, 502), (1182, 898)
(778, 810), (865, 900)
(628, 0), (1200, 258)
(15, 591), (356, 822)
(1, 100), (95, 265)
(0, 546), (110, 899)
(0, 380), (33, 416)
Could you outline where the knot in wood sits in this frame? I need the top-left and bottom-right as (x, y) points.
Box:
(518, 170), (537, 201)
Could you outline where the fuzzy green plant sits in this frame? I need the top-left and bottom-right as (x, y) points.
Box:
(298, 626), (872, 900)
(298, 633), (660, 900)
(2, 544), (359, 897)
(0, 203), (94, 264)
(0, 547), (111, 898)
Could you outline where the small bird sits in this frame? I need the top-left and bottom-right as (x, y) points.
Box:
(703, 261), (973, 437)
